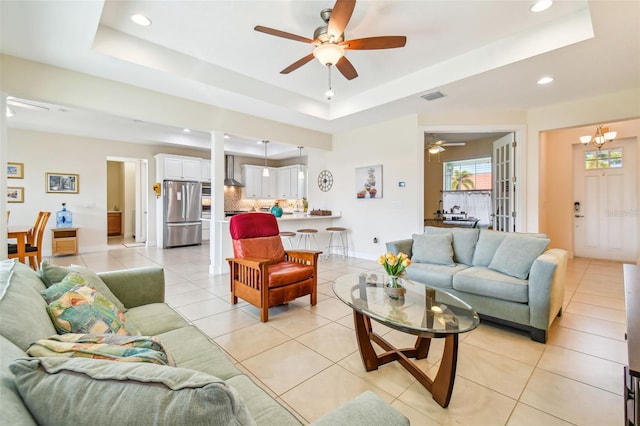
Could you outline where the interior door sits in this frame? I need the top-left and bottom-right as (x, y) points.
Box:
(573, 139), (638, 261)
(492, 133), (516, 232)
(135, 159), (147, 243)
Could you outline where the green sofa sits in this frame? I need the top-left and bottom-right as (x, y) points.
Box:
(0, 260), (409, 425)
(386, 227), (568, 343)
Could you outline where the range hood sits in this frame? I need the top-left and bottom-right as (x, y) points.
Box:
(224, 155), (244, 187)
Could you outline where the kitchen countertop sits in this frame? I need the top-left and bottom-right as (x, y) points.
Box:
(218, 212), (341, 223)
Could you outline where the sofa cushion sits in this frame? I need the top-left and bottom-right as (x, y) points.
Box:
(472, 229), (548, 267)
(411, 233), (455, 266)
(10, 357), (256, 426)
(268, 262), (314, 288)
(453, 266), (529, 303)
(226, 374), (302, 425)
(424, 226), (479, 266)
(46, 284), (140, 335)
(125, 303), (189, 336)
(0, 336), (37, 426)
(156, 326), (242, 381)
(40, 262), (127, 313)
(488, 234), (550, 279)
(0, 262), (57, 351)
(405, 263), (470, 289)
(232, 235), (286, 263)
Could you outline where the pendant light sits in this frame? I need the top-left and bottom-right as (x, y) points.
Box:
(262, 140), (270, 177)
(297, 146), (305, 179)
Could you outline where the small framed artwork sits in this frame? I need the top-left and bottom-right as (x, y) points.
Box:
(7, 162), (24, 179)
(7, 187), (24, 203)
(355, 164), (383, 199)
(46, 172), (79, 194)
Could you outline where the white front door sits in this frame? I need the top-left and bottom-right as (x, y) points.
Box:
(573, 139), (638, 261)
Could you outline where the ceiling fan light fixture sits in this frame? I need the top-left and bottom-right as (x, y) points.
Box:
(313, 43), (344, 66)
(428, 146), (442, 154)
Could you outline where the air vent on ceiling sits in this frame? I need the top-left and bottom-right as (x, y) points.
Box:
(421, 91), (446, 101)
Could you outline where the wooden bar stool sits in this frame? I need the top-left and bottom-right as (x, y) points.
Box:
(325, 227), (348, 259)
(297, 228), (319, 250)
(279, 231), (296, 249)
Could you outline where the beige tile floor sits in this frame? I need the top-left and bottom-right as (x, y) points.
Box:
(48, 241), (627, 425)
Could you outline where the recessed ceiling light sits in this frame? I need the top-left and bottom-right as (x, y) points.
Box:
(224, 134), (230, 139)
(530, 0), (552, 13)
(537, 76), (554, 85)
(183, 128), (191, 133)
(131, 14), (152, 26)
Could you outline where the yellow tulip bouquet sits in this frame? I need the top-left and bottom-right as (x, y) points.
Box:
(378, 252), (412, 287)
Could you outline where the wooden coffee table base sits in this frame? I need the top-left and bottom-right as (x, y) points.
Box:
(353, 311), (458, 408)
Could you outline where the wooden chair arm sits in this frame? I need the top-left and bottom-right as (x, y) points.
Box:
(285, 250), (322, 265)
(226, 257), (273, 270)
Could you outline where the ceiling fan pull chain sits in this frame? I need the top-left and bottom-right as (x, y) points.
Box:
(325, 65), (335, 100)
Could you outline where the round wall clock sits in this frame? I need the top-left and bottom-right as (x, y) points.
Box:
(317, 170), (333, 192)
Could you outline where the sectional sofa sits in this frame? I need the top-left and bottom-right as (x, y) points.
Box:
(386, 226), (568, 343)
(1, 259), (409, 425)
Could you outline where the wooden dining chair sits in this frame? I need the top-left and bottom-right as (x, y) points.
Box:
(8, 211), (51, 270)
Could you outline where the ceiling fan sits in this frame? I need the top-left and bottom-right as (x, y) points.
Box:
(254, 0), (407, 81)
(426, 140), (466, 154)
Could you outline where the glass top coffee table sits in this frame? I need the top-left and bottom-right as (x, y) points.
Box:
(333, 272), (479, 408)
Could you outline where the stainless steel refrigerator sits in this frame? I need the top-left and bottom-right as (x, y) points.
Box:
(163, 180), (202, 248)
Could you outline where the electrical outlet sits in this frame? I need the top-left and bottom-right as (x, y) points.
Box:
(373, 237), (378, 244)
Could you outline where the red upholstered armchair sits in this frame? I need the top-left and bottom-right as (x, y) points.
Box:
(226, 213), (321, 322)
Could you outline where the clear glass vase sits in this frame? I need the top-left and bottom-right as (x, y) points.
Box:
(384, 275), (406, 299)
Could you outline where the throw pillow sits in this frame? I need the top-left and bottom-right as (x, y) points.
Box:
(488, 234), (551, 279)
(40, 262), (127, 312)
(411, 233), (455, 266)
(46, 284), (140, 336)
(27, 333), (175, 366)
(10, 357), (257, 426)
(425, 226), (479, 266)
(41, 271), (87, 304)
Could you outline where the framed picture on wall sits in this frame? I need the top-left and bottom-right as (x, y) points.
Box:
(7, 187), (24, 203)
(46, 173), (79, 194)
(7, 162), (24, 179)
(355, 164), (383, 199)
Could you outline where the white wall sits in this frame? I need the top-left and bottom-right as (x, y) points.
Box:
(6, 128), (206, 255)
(306, 115), (422, 260)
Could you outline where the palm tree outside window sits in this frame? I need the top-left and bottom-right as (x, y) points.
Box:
(442, 157), (492, 226)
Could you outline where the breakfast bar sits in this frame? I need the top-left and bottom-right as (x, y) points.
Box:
(216, 212), (342, 274)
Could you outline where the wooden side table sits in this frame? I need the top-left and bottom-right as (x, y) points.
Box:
(51, 228), (78, 256)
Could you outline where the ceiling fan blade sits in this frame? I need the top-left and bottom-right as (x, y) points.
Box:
(254, 25), (315, 44)
(336, 56), (358, 80)
(280, 53), (315, 74)
(442, 142), (466, 147)
(327, 0), (356, 40)
(342, 36), (407, 50)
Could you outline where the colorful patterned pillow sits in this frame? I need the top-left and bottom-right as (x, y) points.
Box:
(46, 285), (140, 336)
(40, 271), (87, 304)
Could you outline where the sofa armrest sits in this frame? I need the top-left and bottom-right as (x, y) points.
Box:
(97, 267), (165, 309)
(385, 239), (414, 258)
(528, 248), (568, 330)
(310, 391), (409, 426)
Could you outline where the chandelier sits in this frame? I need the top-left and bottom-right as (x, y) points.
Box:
(579, 125), (617, 149)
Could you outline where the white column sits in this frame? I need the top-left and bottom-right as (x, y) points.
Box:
(209, 130), (225, 275)
(1, 93), (8, 259)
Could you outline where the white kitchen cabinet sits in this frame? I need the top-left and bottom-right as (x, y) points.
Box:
(277, 166), (306, 199)
(242, 165), (264, 198)
(243, 164), (304, 199)
(156, 154), (202, 181)
(201, 160), (211, 181)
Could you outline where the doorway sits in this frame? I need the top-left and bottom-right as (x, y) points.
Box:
(106, 157), (148, 247)
(573, 138), (638, 261)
